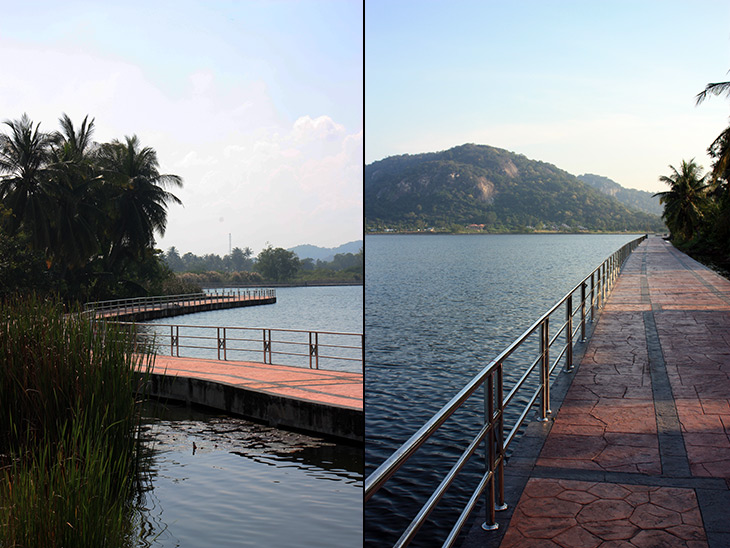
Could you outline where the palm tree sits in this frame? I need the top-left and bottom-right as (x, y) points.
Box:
(696, 72), (730, 250)
(48, 114), (103, 269)
(95, 135), (182, 269)
(654, 159), (710, 241)
(0, 114), (56, 251)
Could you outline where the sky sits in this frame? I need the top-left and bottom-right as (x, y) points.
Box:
(366, 0), (730, 194)
(0, 0), (363, 256)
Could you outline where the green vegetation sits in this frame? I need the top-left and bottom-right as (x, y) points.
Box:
(0, 113), (183, 303)
(365, 144), (665, 233)
(0, 296), (152, 546)
(163, 245), (363, 285)
(578, 174), (663, 216)
(655, 74), (730, 273)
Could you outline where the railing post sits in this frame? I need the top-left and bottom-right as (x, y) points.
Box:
(590, 272), (595, 322)
(263, 329), (272, 364)
(566, 294), (574, 372)
(539, 317), (551, 421)
(217, 327), (227, 360)
(170, 325), (180, 357)
(309, 332), (319, 369)
(481, 371), (498, 531)
(580, 282), (587, 342)
(495, 362), (507, 512)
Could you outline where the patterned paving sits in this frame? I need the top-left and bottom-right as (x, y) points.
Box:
(152, 355), (363, 410)
(485, 237), (730, 547)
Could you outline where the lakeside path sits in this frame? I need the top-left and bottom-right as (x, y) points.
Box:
(146, 355), (363, 443)
(469, 236), (730, 547)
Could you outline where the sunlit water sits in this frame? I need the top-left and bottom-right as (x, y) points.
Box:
(364, 233), (640, 546)
(135, 285), (363, 546)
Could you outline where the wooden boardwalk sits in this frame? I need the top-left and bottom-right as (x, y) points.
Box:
(146, 355), (363, 443)
(467, 236), (730, 547)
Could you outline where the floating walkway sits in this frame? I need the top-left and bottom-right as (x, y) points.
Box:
(466, 236), (730, 547)
(86, 290), (276, 322)
(145, 355), (363, 444)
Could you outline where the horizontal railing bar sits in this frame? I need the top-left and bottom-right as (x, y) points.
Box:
(504, 386), (542, 451)
(395, 421), (494, 547)
(365, 365), (490, 500)
(502, 354), (541, 409)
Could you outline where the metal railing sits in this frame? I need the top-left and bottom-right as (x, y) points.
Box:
(364, 235), (647, 547)
(118, 322), (364, 372)
(84, 289), (276, 318)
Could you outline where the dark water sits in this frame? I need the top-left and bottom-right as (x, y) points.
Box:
(364, 233), (639, 546)
(137, 402), (362, 547)
(135, 285), (363, 546)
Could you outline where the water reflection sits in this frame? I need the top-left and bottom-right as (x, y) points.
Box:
(136, 401), (362, 547)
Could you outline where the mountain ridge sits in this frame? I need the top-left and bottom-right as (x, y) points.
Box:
(577, 173), (663, 216)
(288, 240), (363, 261)
(365, 143), (665, 233)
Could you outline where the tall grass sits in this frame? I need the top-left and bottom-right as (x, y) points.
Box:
(0, 296), (152, 547)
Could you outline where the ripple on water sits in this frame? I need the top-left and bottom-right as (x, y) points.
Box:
(137, 401), (362, 547)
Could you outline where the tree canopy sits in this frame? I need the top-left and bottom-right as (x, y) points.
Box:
(0, 113), (183, 302)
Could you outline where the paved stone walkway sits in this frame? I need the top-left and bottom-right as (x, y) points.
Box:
(152, 355), (363, 410)
(494, 237), (730, 547)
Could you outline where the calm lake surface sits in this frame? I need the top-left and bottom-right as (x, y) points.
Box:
(137, 285), (363, 546)
(365, 233), (641, 546)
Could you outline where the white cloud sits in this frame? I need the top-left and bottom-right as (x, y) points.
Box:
(0, 37), (362, 256)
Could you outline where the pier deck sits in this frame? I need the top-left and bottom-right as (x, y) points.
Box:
(145, 355), (363, 444)
(469, 236), (730, 547)
(91, 291), (276, 322)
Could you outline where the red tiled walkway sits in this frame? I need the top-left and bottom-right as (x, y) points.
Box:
(498, 237), (730, 547)
(152, 355), (363, 410)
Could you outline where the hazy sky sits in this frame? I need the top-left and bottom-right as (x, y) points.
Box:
(366, 0), (730, 194)
(0, 0), (363, 256)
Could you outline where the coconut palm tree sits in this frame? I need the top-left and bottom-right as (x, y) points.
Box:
(95, 135), (182, 269)
(48, 114), (103, 269)
(654, 159), (711, 241)
(0, 114), (56, 251)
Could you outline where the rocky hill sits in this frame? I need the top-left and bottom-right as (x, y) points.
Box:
(578, 173), (663, 216)
(365, 144), (665, 233)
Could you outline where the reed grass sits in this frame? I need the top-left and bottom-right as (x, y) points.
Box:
(0, 296), (152, 547)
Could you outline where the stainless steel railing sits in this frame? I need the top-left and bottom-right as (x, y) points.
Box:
(84, 289), (276, 318)
(364, 235), (646, 547)
(117, 321), (364, 372)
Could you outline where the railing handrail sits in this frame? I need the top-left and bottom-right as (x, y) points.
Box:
(116, 321), (363, 372)
(364, 234), (647, 546)
(116, 321), (361, 338)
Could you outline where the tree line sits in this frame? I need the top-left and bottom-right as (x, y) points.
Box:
(655, 74), (730, 272)
(0, 113), (183, 301)
(165, 245), (363, 285)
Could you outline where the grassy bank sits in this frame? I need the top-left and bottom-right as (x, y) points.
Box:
(0, 297), (152, 546)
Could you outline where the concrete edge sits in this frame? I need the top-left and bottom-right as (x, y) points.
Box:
(143, 372), (363, 445)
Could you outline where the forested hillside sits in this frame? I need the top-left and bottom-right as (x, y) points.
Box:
(365, 144), (665, 233)
(578, 173), (663, 216)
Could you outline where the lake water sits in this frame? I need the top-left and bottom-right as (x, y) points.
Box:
(136, 284), (363, 546)
(364, 233), (641, 546)
(143, 285), (363, 372)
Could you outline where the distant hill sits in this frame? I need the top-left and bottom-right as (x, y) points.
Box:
(578, 173), (663, 216)
(288, 240), (363, 261)
(365, 143), (665, 233)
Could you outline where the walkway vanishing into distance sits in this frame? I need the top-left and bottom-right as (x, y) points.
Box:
(467, 236), (730, 547)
